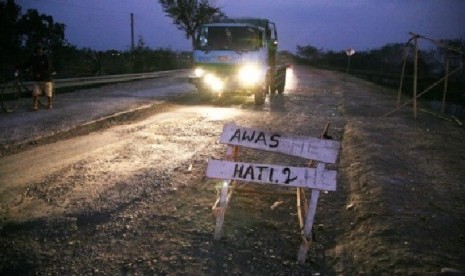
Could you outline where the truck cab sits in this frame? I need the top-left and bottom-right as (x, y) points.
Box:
(190, 18), (286, 105)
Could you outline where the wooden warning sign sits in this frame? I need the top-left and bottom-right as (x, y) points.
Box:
(207, 160), (336, 191)
(207, 122), (341, 264)
(219, 123), (340, 164)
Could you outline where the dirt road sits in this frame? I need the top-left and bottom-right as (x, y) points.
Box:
(1, 66), (464, 275)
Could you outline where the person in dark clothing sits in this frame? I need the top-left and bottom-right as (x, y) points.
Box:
(19, 45), (53, 110)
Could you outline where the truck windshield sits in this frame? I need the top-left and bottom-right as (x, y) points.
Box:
(197, 26), (261, 51)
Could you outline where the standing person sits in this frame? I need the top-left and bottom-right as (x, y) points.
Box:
(19, 44), (53, 110)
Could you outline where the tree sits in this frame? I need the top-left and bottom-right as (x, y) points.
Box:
(18, 8), (67, 52)
(296, 45), (322, 61)
(0, 0), (22, 75)
(158, 0), (223, 49)
(0, 0), (68, 77)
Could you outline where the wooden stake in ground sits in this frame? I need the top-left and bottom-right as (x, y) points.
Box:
(212, 145), (239, 240)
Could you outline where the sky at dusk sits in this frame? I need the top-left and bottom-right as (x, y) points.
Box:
(15, 0), (465, 53)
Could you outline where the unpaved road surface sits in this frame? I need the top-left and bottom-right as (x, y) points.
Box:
(1, 66), (464, 275)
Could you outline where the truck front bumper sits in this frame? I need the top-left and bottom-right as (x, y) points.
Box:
(189, 65), (266, 94)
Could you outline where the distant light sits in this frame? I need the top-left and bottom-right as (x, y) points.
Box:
(346, 48), (355, 56)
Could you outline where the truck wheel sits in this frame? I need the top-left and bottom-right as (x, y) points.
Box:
(277, 80), (285, 94)
(254, 90), (265, 105)
(270, 83), (276, 94)
(266, 71), (276, 94)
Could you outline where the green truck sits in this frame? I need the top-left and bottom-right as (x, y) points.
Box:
(189, 18), (287, 105)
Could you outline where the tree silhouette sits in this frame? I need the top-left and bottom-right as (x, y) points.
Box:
(0, 0), (22, 74)
(18, 8), (67, 52)
(158, 0), (224, 49)
(0, 0), (68, 76)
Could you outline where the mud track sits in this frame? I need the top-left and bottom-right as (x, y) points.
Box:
(1, 66), (464, 275)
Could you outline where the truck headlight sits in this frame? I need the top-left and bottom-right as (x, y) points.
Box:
(194, 68), (205, 77)
(204, 73), (223, 92)
(238, 64), (261, 86)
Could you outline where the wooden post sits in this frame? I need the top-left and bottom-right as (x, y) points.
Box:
(212, 145), (239, 240)
(297, 163), (324, 264)
(213, 179), (230, 240)
(413, 36), (419, 119)
(397, 44), (409, 106)
(384, 65), (463, 117)
(303, 164), (324, 236)
(441, 58), (449, 113)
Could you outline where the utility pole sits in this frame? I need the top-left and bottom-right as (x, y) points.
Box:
(130, 13), (135, 52)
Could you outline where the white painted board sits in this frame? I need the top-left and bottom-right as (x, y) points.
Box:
(219, 123), (341, 164)
(207, 159), (337, 191)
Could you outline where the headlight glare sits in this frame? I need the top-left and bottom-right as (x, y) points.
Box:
(194, 68), (205, 77)
(204, 74), (223, 92)
(238, 64), (261, 86)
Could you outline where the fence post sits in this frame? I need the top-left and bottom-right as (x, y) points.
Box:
(398, 44), (409, 106)
(413, 35), (419, 119)
(441, 57), (450, 113)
